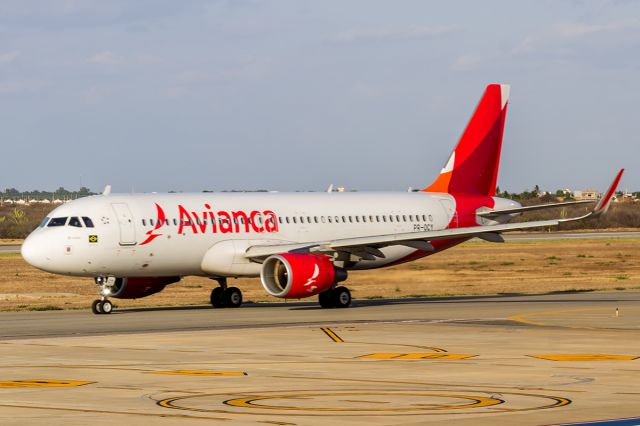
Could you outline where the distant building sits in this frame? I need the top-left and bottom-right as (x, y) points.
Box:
(573, 189), (599, 201)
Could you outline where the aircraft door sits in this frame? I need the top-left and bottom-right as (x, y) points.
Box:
(111, 203), (137, 246)
(439, 198), (458, 228)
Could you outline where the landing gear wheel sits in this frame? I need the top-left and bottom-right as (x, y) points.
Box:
(224, 287), (243, 308)
(91, 299), (102, 314)
(318, 290), (334, 308)
(100, 300), (113, 314)
(210, 287), (225, 308)
(332, 286), (352, 308)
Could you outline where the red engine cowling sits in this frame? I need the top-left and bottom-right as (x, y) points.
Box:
(109, 276), (180, 299)
(260, 254), (341, 299)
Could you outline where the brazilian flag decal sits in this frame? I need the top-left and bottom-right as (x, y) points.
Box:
(88, 235), (98, 243)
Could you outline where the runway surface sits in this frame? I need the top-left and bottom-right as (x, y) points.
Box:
(0, 291), (639, 425)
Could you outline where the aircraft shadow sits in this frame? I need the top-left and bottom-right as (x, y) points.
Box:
(115, 290), (639, 314)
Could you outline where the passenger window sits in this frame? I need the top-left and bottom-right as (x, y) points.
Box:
(328, 216), (333, 223)
(321, 216), (326, 223)
(402, 215), (407, 222)
(81, 217), (94, 228)
(335, 216), (339, 223)
(299, 216), (304, 223)
(165, 219), (170, 226)
(348, 216), (353, 223)
(278, 217), (282, 224)
(369, 215), (373, 222)
(142, 219), (147, 226)
(428, 215), (432, 221)
(383, 216), (387, 222)
(150, 219), (155, 226)
(409, 215), (414, 222)
(68, 217), (82, 227)
(362, 216), (367, 222)
(314, 217), (318, 223)
(376, 215), (380, 222)
(307, 216), (311, 223)
(389, 216), (394, 222)
(286, 217), (290, 224)
(39, 217), (50, 228)
(396, 215), (400, 222)
(355, 216), (360, 223)
(292, 217), (297, 224)
(173, 218), (178, 226)
(47, 217), (68, 227)
(342, 216), (346, 222)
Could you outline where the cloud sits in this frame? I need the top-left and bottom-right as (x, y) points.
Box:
(514, 19), (640, 53)
(89, 50), (123, 65)
(0, 80), (46, 95)
(0, 51), (19, 64)
(451, 54), (484, 71)
(330, 25), (457, 44)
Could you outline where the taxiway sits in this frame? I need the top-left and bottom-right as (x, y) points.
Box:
(0, 291), (638, 425)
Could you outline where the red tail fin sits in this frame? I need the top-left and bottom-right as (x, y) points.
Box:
(423, 84), (509, 196)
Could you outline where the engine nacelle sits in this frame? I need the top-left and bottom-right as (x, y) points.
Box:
(109, 276), (180, 299)
(260, 253), (346, 299)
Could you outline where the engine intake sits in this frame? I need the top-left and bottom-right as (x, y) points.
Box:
(260, 253), (346, 299)
(109, 276), (180, 299)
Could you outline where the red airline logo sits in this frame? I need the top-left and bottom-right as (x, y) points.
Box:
(139, 203), (279, 246)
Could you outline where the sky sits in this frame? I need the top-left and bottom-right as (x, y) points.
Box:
(0, 0), (638, 194)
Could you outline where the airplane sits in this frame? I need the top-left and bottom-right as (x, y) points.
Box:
(21, 84), (624, 314)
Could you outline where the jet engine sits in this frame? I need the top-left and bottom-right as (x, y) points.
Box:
(260, 253), (346, 299)
(108, 276), (181, 299)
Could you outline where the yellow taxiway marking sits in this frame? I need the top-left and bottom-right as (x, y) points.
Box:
(147, 370), (247, 376)
(320, 327), (344, 343)
(223, 391), (502, 412)
(529, 354), (639, 362)
(359, 353), (476, 360)
(0, 379), (92, 388)
(508, 307), (631, 329)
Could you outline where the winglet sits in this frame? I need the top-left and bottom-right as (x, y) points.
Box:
(593, 169), (624, 216)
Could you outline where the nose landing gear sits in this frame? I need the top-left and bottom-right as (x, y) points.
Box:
(92, 276), (115, 315)
(210, 278), (243, 308)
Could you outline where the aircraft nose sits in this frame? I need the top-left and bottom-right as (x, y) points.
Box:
(21, 233), (49, 270)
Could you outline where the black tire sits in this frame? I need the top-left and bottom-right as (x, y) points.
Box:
(100, 300), (113, 314)
(224, 287), (243, 308)
(332, 286), (352, 308)
(91, 299), (102, 314)
(210, 287), (225, 308)
(318, 290), (334, 308)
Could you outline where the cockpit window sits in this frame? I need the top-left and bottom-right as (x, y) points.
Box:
(68, 217), (82, 227)
(47, 217), (68, 227)
(82, 217), (94, 228)
(39, 217), (50, 228)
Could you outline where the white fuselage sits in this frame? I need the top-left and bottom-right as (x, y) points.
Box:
(22, 191), (470, 278)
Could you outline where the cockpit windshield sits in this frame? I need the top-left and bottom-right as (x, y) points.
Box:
(45, 216), (95, 228)
(68, 217), (82, 227)
(47, 217), (68, 227)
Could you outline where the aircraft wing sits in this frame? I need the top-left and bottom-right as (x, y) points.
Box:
(477, 200), (594, 218)
(244, 169), (624, 261)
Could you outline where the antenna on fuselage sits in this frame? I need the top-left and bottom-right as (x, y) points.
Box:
(102, 185), (112, 196)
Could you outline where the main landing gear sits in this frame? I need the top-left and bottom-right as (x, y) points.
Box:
(92, 276), (114, 315)
(318, 286), (352, 308)
(210, 278), (243, 308)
